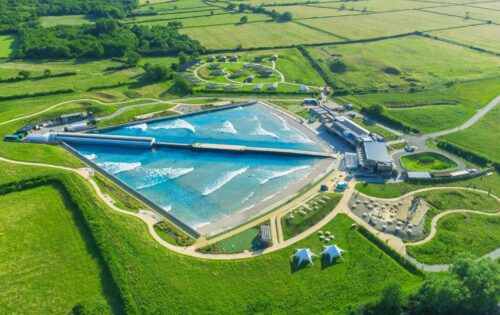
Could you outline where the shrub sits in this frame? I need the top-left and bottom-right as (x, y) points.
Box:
(329, 59), (347, 74)
(383, 66), (401, 75)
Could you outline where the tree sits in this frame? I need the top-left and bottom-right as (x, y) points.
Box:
(126, 51), (141, 66)
(226, 3), (236, 10)
(364, 104), (384, 117)
(210, 10), (214, 15)
(143, 64), (172, 82)
(174, 76), (193, 94)
(178, 51), (189, 65)
(238, 4), (246, 12)
(43, 69), (52, 78)
(167, 21), (182, 29)
(240, 16), (248, 24)
(94, 18), (118, 34)
(18, 70), (31, 79)
(410, 275), (466, 315)
(375, 283), (404, 315)
(280, 11), (293, 22)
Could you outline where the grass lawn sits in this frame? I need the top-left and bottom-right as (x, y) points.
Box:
(0, 185), (120, 314)
(440, 106), (500, 163)
(346, 76), (500, 133)
(154, 221), (196, 246)
(199, 222), (270, 254)
(400, 152), (458, 171)
(417, 189), (499, 213)
(407, 213), (500, 264)
(39, 15), (94, 27)
(355, 173), (500, 198)
(97, 103), (177, 128)
(282, 193), (342, 240)
(301, 10), (475, 40)
(424, 5), (500, 23)
(180, 21), (335, 50)
(0, 142), (84, 168)
(308, 36), (500, 93)
(0, 35), (17, 59)
(429, 24), (500, 53)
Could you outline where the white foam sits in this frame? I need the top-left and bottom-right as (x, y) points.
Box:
(241, 191), (255, 204)
(150, 119), (196, 133)
(201, 167), (249, 196)
(262, 193), (277, 202)
(83, 153), (97, 160)
(136, 167), (194, 189)
(98, 161), (141, 175)
(251, 117), (278, 138)
(193, 221), (211, 229)
(127, 123), (148, 131)
(271, 112), (290, 131)
(216, 120), (237, 134)
(258, 165), (311, 184)
(162, 205), (172, 212)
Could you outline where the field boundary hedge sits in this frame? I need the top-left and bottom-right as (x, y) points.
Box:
(0, 89), (74, 101)
(357, 225), (424, 276)
(437, 140), (499, 171)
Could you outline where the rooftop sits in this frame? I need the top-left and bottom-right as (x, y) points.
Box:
(363, 141), (391, 163)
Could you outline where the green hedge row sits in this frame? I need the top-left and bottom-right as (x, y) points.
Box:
(0, 89), (74, 101)
(357, 226), (424, 276)
(437, 140), (499, 171)
(86, 82), (130, 92)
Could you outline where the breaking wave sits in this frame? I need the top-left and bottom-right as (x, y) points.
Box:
(241, 191), (255, 204)
(83, 153), (97, 160)
(216, 120), (237, 134)
(201, 167), (249, 196)
(251, 117), (278, 138)
(193, 221), (211, 229)
(258, 165), (311, 184)
(162, 205), (172, 212)
(127, 123), (148, 131)
(150, 119), (196, 133)
(271, 112), (290, 130)
(136, 167), (194, 189)
(98, 161), (141, 175)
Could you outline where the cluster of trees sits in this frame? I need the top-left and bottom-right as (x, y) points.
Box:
(226, 3), (293, 22)
(0, 0), (137, 32)
(18, 19), (204, 59)
(352, 253), (499, 315)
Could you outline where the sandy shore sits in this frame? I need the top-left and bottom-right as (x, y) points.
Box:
(197, 103), (336, 235)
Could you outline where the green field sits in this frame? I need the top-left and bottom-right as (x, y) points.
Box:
(180, 21), (335, 49)
(0, 185), (120, 314)
(306, 0), (439, 12)
(424, 5), (500, 23)
(439, 99), (500, 163)
(418, 189), (499, 213)
(346, 76), (500, 133)
(282, 193), (342, 240)
(400, 152), (458, 171)
(199, 223), (269, 254)
(301, 10), (475, 40)
(308, 36), (500, 93)
(429, 24), (500, 53)
(407, 213), (500, 264)
(0, 35), (17, 59)
(39, 15), (94, 27)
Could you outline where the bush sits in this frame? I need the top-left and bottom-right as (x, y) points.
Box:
(382, 67), (401, 75)
(329, 59), (347, 74)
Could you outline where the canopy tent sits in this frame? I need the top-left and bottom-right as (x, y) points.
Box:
(292, 248), (317, 266)
(321, 245), (345, 263)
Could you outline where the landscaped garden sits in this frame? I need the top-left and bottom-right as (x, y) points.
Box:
(400, 152), (458, 172)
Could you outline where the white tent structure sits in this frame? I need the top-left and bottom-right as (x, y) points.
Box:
(321, 245), (345, 263)
(292, 248), (317, 266)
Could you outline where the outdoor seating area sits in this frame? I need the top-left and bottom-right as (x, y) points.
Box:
(348, 194), (428, 239)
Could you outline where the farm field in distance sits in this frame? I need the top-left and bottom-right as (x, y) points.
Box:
(1, 0), (499, 313)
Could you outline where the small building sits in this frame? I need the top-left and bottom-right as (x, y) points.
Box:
(303, 98), (318, 106)
(254, 83), (264, 90)
(208, 55), (216, 62)
(271, 54), (279, 61)
(254, 56), (265, 62)
(4, 134), (21, 142)
(60, 112), (84, 124)
(269, 82), (278, 90)
(299, 85), (309, 92)
(260, 225), (272, 244)
(16, 123), (36, 137)
(344, 103), (354, 110)
(230, 55), (238, 62)
(218, 55), (227, 62)
(407, 171), (431, 180)
(246, 74), (255, 82)
(337, 181), (348, 191)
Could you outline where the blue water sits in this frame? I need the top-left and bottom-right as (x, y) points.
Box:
(102, 103), (320, 151)
(72, 104), (323, 230)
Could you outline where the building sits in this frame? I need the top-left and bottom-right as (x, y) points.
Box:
(254, 83), (264, 90)
(246, 74), (255, 82)
(218, 55), (227, 62)
(271, 54), (279, 61)
(60, 112), (84, 124)
(260, 225), (272, 244)
(230, 55), (238, 62)
(299, 85), (309, 92)
(208, 56), (216, 62)
(344, 152), (359, 170)
(269, 82), (278, 90)
(360, 141), (393, 175)
(327, 116), (372, 147)
(303, 98), (318, 105)
(254, 56), (265, 62)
